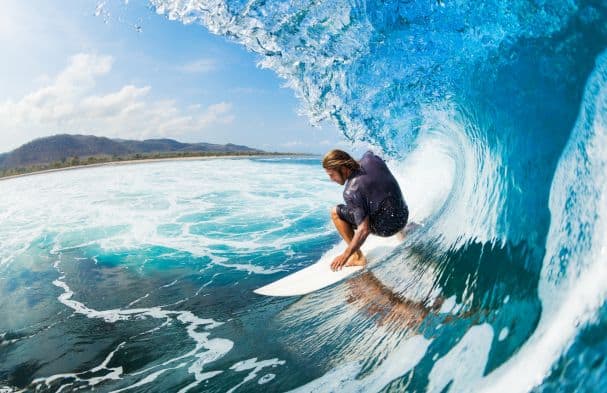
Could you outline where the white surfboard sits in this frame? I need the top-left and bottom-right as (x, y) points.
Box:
(254, 235), (402, 297)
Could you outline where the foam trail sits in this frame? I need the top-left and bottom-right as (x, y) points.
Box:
(111, 362), (189, 393)
(32, 342), (126, 390)
(161, 279), (179, 288)
(227, 358), (286, 393)
(45, 259), (233, 391)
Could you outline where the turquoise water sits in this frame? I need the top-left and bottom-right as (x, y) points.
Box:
(3, 0), (607, 391)
(0, 158), (344, 391)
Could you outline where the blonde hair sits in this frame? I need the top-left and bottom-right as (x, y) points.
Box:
(322, 149), (360, 171)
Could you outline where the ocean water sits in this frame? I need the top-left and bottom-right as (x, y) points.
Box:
(2, 0), (607, 392)
(0, 158), (343, 392)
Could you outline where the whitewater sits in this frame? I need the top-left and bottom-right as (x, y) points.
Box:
(2, 0), (607, 392)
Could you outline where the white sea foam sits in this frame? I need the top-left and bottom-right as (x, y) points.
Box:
(389, 105), (505, 248)
(258, 373), (276, 384)
(43, 258), (233, 391)
(289, 334), (430, 392)
(439, 295), (457, 314)
(111, 362), (189, 393)
(427, 324), (494, 392)
(498, 327), (509, 341)
(161, 279), (179, 288)
(227, 357), (286, 393)
(0, 158), (339, 277)
(126, 293), (149, 307)
(32, 342), (126, 391)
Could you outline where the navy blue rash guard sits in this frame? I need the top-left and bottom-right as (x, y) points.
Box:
(336, 151), (408, 237)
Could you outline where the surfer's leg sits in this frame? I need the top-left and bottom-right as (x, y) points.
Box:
(331, 207), (365, 265)
(331, 206), (355, 242)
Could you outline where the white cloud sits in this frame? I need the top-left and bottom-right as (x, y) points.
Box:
(81, 85), (151, 117)
(0, 53), (235, 151)
(178, 58), (217, 73)
(199, 102), (234, 125)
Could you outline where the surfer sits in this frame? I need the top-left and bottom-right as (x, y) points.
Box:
(323, 149), (409, 271)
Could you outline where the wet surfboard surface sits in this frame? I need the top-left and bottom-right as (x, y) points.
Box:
(254, 235), (402, 297)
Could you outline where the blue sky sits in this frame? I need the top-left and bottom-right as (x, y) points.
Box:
(0, 0), (355, 154)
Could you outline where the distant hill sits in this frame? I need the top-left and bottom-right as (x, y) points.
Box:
(0, 134), (263, 170)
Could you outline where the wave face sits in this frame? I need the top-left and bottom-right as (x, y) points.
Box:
(149, 0), (607, 391)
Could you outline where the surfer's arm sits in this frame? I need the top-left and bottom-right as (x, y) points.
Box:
(346, 217), (370, 256)
(331, 216), (370, 270)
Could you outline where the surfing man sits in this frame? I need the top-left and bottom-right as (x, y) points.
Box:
(323, 149), (409, 271)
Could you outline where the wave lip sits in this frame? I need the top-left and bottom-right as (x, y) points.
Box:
(151, 0), (577, 153)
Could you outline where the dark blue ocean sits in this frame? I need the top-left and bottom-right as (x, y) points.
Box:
(2, 0), (607, 392)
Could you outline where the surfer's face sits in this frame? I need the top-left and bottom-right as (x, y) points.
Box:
(325, 167), (347, 185)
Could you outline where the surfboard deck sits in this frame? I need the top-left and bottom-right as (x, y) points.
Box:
(254, 235), (402, 297)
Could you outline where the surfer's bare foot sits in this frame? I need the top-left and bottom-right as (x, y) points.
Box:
(345, 251), (367, 267)
(396, 222), (422, 241)
(396, 229), (406, 241)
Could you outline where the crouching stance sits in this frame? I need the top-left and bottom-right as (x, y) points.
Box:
(323, 149), (409, 271)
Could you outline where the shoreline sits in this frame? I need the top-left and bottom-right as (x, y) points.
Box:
(0, 153), (319, 182)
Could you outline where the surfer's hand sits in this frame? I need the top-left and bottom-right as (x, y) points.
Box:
(331, 252), (349, 271)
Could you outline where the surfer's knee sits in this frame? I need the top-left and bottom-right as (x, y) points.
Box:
(331, 206), (340, 221)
